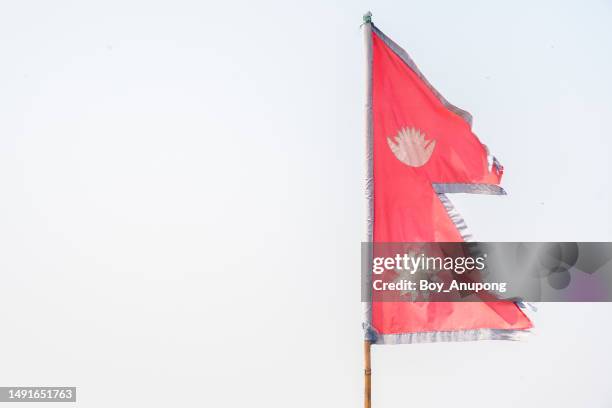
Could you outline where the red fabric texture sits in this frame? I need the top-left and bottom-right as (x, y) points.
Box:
(371, 31), (532, 335)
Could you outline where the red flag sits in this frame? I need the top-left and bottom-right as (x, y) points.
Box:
(364, 24), (532, 344)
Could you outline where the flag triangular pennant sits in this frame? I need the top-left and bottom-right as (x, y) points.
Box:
(364, 24), (532, 344)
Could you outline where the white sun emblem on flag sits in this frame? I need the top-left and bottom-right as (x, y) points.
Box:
(387, 127), (436, 167)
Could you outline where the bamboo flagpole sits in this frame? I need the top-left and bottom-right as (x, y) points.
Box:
(362, 10), (374, 408)
(364, 340), (372, 408)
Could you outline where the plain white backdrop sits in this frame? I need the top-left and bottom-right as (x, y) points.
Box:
(1, 1), (611, 407)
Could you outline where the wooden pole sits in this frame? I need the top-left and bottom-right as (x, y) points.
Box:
(364, 340), (372, 408)
(362, 11), (373, 408)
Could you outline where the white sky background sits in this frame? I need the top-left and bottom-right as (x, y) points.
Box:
(1, 0), (611, 407)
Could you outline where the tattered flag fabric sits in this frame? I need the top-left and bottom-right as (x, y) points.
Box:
(363, 23), (533, 344)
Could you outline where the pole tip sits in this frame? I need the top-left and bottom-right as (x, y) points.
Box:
(363, 11), (372, 24)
